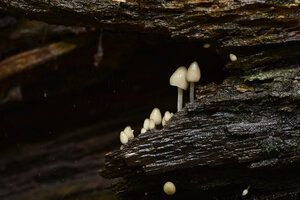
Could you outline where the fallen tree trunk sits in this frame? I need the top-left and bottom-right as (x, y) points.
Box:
(0, 0), (299, 47)
(99, 46), (300, 199)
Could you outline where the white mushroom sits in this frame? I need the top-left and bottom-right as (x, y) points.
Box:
(150, 108), (162, 125)
(229, 53), (237, 62)
(162, 118), (166, 127)
(120, 131), (128, 145)
(120, 145), (124, 150)
(149, 119), (155, 130)
(170, 66), (188, 111)
(143, 118), (150, 130)
(164, 111), (172, 121)
(163, 181), (176, 195)
(187, 61), (201, 103)
(203, 43), (211, 48)
(141, 128), (147, 133)
(162, 111), (172, 127)
(242, 186), (250, 196)
(124, 126), (134, 139)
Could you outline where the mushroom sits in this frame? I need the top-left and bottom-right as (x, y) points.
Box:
(229, 53), (237, 62)
(149, 119), (155, 130)
(186, 61), (201, 103)
(170, 66), (188, 111)
(150, 108), (162, 125)
(203, 43), (211, 48)
(242, 186), (250, 196)
(141, 128), (147, 133)
(162, 111), (172, 127)
(163, 181), (176, 195)
(120, 131), (128, 145)
(124, 126), (134, 139)
(120, 145), (124, 150)
(143, 118), (150, 130)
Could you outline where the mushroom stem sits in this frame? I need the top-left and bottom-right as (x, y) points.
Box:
(190, 82), (195, 103)
(178, 88), (183, 111)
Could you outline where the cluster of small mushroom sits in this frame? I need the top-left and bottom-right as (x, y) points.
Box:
(119, 126), (134, 149)
(169, 61), (201, 112)
(120, 108), (173, 147)
(141, 108), (173, 133)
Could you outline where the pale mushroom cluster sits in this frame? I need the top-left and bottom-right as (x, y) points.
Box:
(141, 108), (173, 133)
(119, 108), (173, 147)
(119, 126), (134, 148)
(170, 61), (201, 111)
(119, 61), (201, 148)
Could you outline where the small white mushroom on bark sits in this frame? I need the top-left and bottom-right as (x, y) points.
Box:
(170, 66), (188, 111)
(124, 126), (134, 139)
(229, 53), (237, 62)
(203, 43), (211, 48)
(143, 118), (150, 130)
(242, 186), (250, 196)
(120, 131), (128, 145)
(162, 118), (166, 127)
(149, 119), (155, 130)
(163, 181), (176, 195)
(187, 61), (201, 103)
(120, 145), (124, 150)
(150, 108), (162, 125)
(141, 128), (147, 133)
(162, 111), (172, 127)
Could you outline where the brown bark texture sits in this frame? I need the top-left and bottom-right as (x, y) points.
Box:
(100, 46), (300, 199)
(0, 0), (299, 47)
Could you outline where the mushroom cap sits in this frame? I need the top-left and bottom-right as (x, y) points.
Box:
(242, 189), (248, 196)
(187, 61), (201, 82)
(120, 131), (128, 144)
(164, 111), (172, 122)
(124, 126), (134, 139)
(163, 181), (176, 195)
(149, 119), (155, 130)
(150, 108), (162, 125)
(169, 66), (188, 90)
(143, 118), (150, 130)
(162, 117), (166, 127)
(141, 128), (147, 133)
(229, 53), (237, 62)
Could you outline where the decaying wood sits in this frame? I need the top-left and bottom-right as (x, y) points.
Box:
(0, 0), (299, 47)
(100, 47), (300, 199)
(0, 120), (120, 200)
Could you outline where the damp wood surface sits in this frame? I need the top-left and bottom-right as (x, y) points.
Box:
(0, 0), (299, 47)
(0, 1), (299, 200)
(100, 49), (300, 199)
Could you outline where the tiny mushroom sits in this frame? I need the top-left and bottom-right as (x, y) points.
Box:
(170, 66), (188, 111)
(229, 53), (237, 62)
(203, 43), (211, 48)
(141, 128), (147, 133)
(149, 119), (155, 130)
(186, 61), (201, 103)
(162, 111), (172, 127)
(163, 181), (176, 195)
(124, 126), (134, 139)
(120, 131), (128, 145)
(120, 145), (124, 150)
(242, 186), (250, 196)
(150, 108), (162, 126)
(143, 118), (150, 130)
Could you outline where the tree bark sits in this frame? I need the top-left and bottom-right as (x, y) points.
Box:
(0, 0), (299, 47)
(99, 47), (300, 199)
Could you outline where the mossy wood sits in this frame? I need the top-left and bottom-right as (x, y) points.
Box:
(0, 0), (299, 47)
(100, 47), (300, 199)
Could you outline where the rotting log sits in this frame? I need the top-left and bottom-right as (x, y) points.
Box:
(0, 0), (299, 47)
(99, 46), (300, 199)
